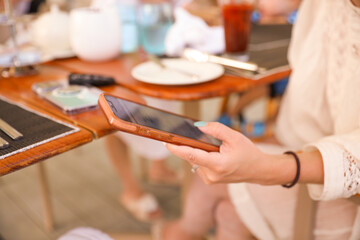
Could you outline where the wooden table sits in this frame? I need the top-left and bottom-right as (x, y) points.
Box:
(0, 55), (290, 175)
(0, 65), (145, 139)
(0, 75), (91, 231)
(49, 53), (291, 101)
(0, 72), (94, 176)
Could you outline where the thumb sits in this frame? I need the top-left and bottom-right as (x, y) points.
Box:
(197, 122), (238, 145)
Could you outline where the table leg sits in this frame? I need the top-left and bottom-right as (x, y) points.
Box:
(293, 184), (317, 240)
(137, 156), (148, 181)
(37, 162), (54, 231)
(181, 100), (200, 206)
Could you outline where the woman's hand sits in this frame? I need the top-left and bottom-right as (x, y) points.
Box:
(165, 122), (268, 184)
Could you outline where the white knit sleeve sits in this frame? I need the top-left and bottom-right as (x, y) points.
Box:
(303, 129), (360, 201)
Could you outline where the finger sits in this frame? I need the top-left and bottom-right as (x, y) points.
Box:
(193, 166), (211, 184)
(197, 122), (238, 145)
(194, 166), (223, 185)
(165, 143), (218, 168)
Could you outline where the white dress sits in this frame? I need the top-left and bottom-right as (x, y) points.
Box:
(228, 0), (360, 239)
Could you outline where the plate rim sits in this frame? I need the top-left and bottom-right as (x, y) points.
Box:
(131, 58), (224, 86)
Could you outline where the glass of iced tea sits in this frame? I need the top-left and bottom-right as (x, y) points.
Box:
(221, 0), (254, 57)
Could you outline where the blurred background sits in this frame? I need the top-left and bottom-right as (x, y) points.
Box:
(0, 0), (298, 239)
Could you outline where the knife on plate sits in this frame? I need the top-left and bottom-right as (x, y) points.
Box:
(182, 48), (264, 74)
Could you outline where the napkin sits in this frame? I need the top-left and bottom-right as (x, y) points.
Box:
(165, 8), (225, 57)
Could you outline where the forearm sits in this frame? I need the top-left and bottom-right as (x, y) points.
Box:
(257, 150), (324, 186)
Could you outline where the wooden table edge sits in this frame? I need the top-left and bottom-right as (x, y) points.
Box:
(0, 94), (93, 176)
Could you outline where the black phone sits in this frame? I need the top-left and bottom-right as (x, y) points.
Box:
(99, 93), (221, 152)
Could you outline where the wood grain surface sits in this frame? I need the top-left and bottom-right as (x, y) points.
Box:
(0, 93), (93, 176)
(0, 65), (145, 138)
(48, 54), (291, 101)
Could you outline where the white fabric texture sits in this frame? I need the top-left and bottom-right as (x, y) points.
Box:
(115, 96), (182, 161)
(228, 0), (360, 239)
(275, 0), (360, 201)
(58, 227), (113, 240)
(165, 7), (224, 56)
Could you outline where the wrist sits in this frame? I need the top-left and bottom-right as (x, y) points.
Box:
(257, 152), (298, 185)
(257, 150), (324, 186)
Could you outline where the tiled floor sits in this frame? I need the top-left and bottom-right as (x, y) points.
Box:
(0, 138), (182, 240)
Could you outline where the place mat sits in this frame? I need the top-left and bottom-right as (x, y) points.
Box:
(0, 96), (79, 160)
(225, 24), (292, 79)
(249, 24), (292, 70)
(250, 23), (292, 45)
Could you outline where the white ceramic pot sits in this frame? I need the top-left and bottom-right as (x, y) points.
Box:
(31, 5), (71, 55)
(69, 7), (122, 62)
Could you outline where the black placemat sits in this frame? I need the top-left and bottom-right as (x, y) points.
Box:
(225, 24), (292, 79)
(249, 24), (292, 70)
(0, 96), (79, 159)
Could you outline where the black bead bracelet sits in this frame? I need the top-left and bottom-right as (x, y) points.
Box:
(282, 151), (301, 188)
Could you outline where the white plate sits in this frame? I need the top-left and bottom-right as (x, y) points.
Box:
(46, 49), (76, 60)
(0, 50), (54, 68)
(131, 58), (224, 85)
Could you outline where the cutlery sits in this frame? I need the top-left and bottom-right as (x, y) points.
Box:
(0, 118), (23, 140)
(0, 136), (9, 149)
(182, 48), (264, 74)
(147, 54), (200, 81)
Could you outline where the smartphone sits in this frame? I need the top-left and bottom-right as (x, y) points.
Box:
(32, 81), (102, 115)
(98, 93), (221, 152)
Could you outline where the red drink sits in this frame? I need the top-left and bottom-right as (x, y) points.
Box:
(222, 3), (253, 54)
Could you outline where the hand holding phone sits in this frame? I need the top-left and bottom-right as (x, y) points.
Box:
(98, 93), (221, 152)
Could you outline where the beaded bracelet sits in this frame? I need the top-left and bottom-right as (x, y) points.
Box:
(282, 151), (301, 188)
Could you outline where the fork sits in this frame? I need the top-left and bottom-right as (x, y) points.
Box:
(0, 136), (9, 149)
(147, 54), (200, 81)
(0, 118), (23, 140)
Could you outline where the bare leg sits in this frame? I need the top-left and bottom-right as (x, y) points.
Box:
(105, 134), (143, 199)
(215, 200), (255, 240)
(162, 176), (229, 240)
(104, 134), (162, 220)
(148, 159), (179, 184)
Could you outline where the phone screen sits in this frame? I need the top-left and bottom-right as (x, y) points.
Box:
(105, 95), (221, 146)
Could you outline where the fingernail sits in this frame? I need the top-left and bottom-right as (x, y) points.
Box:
(194, 121), (207, 127)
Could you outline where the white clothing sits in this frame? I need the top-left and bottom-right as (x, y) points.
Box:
(58, 227), (113, 240)
(228, 0), (360, 239)
(165, 8), (225, 56)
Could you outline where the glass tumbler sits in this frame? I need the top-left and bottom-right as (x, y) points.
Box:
(137, 1), (173, 55)
(118, 3), (138, 53)
(220, 0), (254, 56)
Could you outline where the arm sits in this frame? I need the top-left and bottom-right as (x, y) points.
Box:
(257, 0), (301, 24)
(166, 122), (324, 186)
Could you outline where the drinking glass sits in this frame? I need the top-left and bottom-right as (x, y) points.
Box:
(137, 2), (173, 55)
(220, 0), (254, 57)
(118, 3), (138, 53)
(0, 0), (38, 77)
